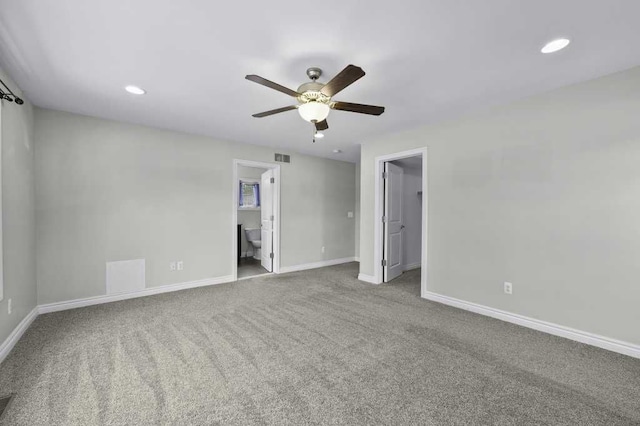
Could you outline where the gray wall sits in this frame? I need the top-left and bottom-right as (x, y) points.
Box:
(35, 109), (356, 304)
(0, 68), (37, 344)
(238, 165), (265, 180)
(359, 66), (640, 345)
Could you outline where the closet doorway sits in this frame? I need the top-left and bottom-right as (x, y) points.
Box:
(373, 148), (427, 296)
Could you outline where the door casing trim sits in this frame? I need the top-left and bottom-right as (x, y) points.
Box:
(373, 148), (427, 296)
(232, 159), (281, 281)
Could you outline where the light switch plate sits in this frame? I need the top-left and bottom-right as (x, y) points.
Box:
(347, 211), (354, 218)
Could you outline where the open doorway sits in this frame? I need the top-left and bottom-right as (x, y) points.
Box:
(232, 160), (280, 281)
(384, 156), (423, 282)
(374, 148), (427, 295)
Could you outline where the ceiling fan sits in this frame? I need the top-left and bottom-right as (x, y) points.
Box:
(245, 65), (385, 135)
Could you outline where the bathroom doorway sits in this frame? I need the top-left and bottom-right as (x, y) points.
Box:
(232, 160), (281, 281)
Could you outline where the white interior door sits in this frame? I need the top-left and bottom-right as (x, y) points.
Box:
(383, 162), (404, 282)
(260, 169), (274, 272)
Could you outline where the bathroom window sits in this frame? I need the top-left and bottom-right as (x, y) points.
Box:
(239, 180), (260, 209)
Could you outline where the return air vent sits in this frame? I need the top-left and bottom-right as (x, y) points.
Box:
(106, 259), (145, 295)
(274, 153), (290, 163)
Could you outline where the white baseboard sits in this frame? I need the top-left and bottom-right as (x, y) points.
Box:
(358, 273), (379, 284)
(4, 259), (359, 362)
(4, 274), (638, 366)
(422, 291), (640, 359)
(39, 258), (360, 316)
(279, 257), (356, 274)
(0, 307), (38, 364)
(403, 262), (421, 271)
(38, 275), (234, 314)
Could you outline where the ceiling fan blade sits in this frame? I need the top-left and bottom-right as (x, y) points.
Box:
(252, 105), (298, 118)
(315, 119), (329, 131)
(331, 101), (385, 116)
(245, 75), (301, 97)
(320, 65), (366, 97)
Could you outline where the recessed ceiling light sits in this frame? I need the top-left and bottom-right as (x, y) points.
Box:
(332, 149), (342, 154)
(541, 38), (570, 54)
(125, 85), (146, 95)
(314, 131), (325, 139)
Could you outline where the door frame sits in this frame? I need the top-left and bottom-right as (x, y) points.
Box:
(232, 159), (281, 281)
(374, 147), (427, 296)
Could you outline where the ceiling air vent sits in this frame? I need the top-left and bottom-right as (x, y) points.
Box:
(274, 153), (290, 163)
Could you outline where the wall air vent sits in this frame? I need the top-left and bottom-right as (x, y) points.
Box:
(274, 154), (290, 163)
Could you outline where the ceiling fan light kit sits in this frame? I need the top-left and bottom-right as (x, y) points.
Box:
(246, 65), (385, 140)
(298, 102), (330, 123)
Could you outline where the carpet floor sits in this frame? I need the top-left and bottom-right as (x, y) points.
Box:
(0, 263), (639, 425)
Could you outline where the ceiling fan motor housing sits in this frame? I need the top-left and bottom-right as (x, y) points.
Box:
(297, 81), (330, 105)
(297, 78), (331, 123)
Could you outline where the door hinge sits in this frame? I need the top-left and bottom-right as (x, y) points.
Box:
(382, 172), (388, 179)
(270, 177), (275, 184)
(270, 215), (274, 221)
(270, 252), (274, 259)
(382, 259), (387, 267)
(382, 216), (387, 223)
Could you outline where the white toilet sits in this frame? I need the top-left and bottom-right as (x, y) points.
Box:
(244, 228), (261, 260)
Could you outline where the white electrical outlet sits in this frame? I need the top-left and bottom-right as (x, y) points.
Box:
(170, 262), (177, 271)
(177, 261), (184, 271)
(321, 246), (325, 253)
(8, 298), (12, 315)
(504, 282), (513, 295)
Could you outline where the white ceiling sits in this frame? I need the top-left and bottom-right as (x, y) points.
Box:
(1, 1), (640, 163)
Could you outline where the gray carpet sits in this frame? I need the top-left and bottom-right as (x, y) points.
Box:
(0, 394), (14, 421)
(0, 263), (639, 425)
